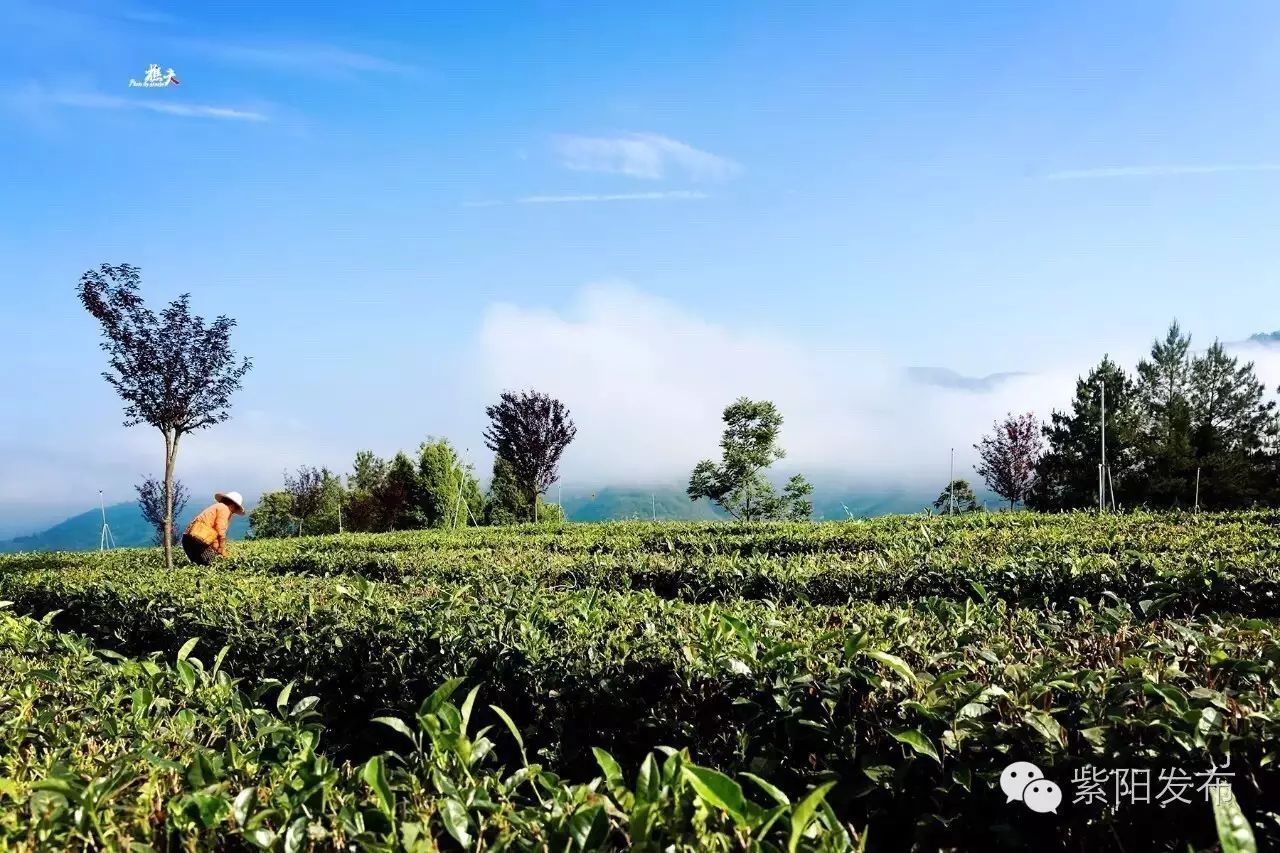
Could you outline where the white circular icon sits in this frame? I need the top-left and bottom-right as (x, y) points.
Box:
(1000, 761), (1043, 802)
(1022, 779), (1063, 814)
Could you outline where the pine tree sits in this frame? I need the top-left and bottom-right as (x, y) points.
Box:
(1029, 356), (1141, 510)
(1188, 341), (1279, 508)
(1136, 322), (1196, 506)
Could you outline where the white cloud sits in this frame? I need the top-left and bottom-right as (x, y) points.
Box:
(466, 191), (709, 207)
(49, 91), (268, 121)
(174, 39), (420, 77)
(554, 133), (740, 181)
(1044, 164), (1280, 181)
(479, 284), (1075, 486)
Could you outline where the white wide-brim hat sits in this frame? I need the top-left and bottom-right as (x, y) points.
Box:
(215, 491), (245, 515)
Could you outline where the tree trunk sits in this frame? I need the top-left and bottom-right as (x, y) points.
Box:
(162, 429), (180, 570)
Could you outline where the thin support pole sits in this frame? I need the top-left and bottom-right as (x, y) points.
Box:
(1099, 382), (1107, 513)
(98, 490), (116, 550)
(949, 447), (955, 514)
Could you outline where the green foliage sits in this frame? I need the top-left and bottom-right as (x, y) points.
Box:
(688, 398), (814, 520)
(0, 607), (854, 850)
(1035, 324), (1280, 510)
(248, 490), (295, 539)
(483, 456), (560, 524)
(5, 513), (1280, 849)
(931, 479), (980, 513)
(1031, 355), (1143, 510)
(416, 438), (482, 528)
(254, 445), (483, 540)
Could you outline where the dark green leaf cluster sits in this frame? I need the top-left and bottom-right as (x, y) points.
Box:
(4, 512), (1280, 849)
(689, 398), (814, 521)
(0, 608), (852, 850)
(1031, 323), (1280, 510)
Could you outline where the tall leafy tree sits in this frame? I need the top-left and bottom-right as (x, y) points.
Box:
(78, 264), (251, 569)
(418, 438), (482, 528)
(350, 451), (389, 493)
(974, 412), (1042, 510)
(1029, 356), (1141, 510)
(248, 491), (296, 539)
(483, 390), (577, 515)
(932, 479), (980, 514)
(378, 452), (423, 531)
(345, 451), (390, 531)
(283, 466), (328, 536)
(687, 397), (814, 521)
(1135, 322), (1195, 505)
(484, 457), (529, 524)
(136, 476), (189, 545)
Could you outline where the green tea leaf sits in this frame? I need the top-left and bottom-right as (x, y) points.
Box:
(682, 765), (749, 824)
(374, 716), (416, 743)
(891, 728), (940, 763)
(1212, 786), (1256, 853)
(440, 798), (471, 847)
(177, 637), (199, 662)
(361, 755), (395, 819)
(788, 781), (837, 853)
(865, 650), (917, 685)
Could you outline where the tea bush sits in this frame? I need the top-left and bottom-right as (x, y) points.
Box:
(0, 607), (856, 851)
(2, 512), (1277, 849)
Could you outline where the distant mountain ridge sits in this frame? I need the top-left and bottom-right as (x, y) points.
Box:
(0, 482), (968, 553)
(0, 502), (236, 554)
(1248, 330), (1280, 345)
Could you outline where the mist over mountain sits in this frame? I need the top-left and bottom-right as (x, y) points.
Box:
(0, 502), (206, 554)
(0, 479), (977, 552)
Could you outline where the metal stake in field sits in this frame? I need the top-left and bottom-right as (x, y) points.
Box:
(949, 447), (955, 514)
(98, 490), (116, 551)
(1099, 381), (1113, 513)
(451, 448), (482, 528)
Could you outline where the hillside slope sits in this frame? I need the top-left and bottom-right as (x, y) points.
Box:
(1, 482), (963, 552)
(0, 503), (229, 553)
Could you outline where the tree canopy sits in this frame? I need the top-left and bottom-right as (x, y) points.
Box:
(78, 264), (251, 567)
(975, 412), (1042, 510)
(688, 397), (813, 521)
(1029, 323), (1280, 510)
(483, 390), (577, 510)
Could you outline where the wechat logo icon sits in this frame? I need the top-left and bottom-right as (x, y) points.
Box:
(1001, 762), (1063, 814)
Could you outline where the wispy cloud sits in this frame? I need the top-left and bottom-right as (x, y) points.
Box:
(50, 91), (268, 122)
(466, 191), (709, 207)
(554, 133), (740, 181)
(174, 38), (420, 77)
(114, 5), (179, 25)
(1044, 163), (1280, 181)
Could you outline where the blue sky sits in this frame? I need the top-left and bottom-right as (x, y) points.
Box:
(2, 1), (1280, 535)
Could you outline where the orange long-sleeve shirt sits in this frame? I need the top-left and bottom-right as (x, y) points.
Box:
(186, 502), (231, 554)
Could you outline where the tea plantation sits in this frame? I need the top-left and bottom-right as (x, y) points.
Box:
(1, 511), (1277, 850)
